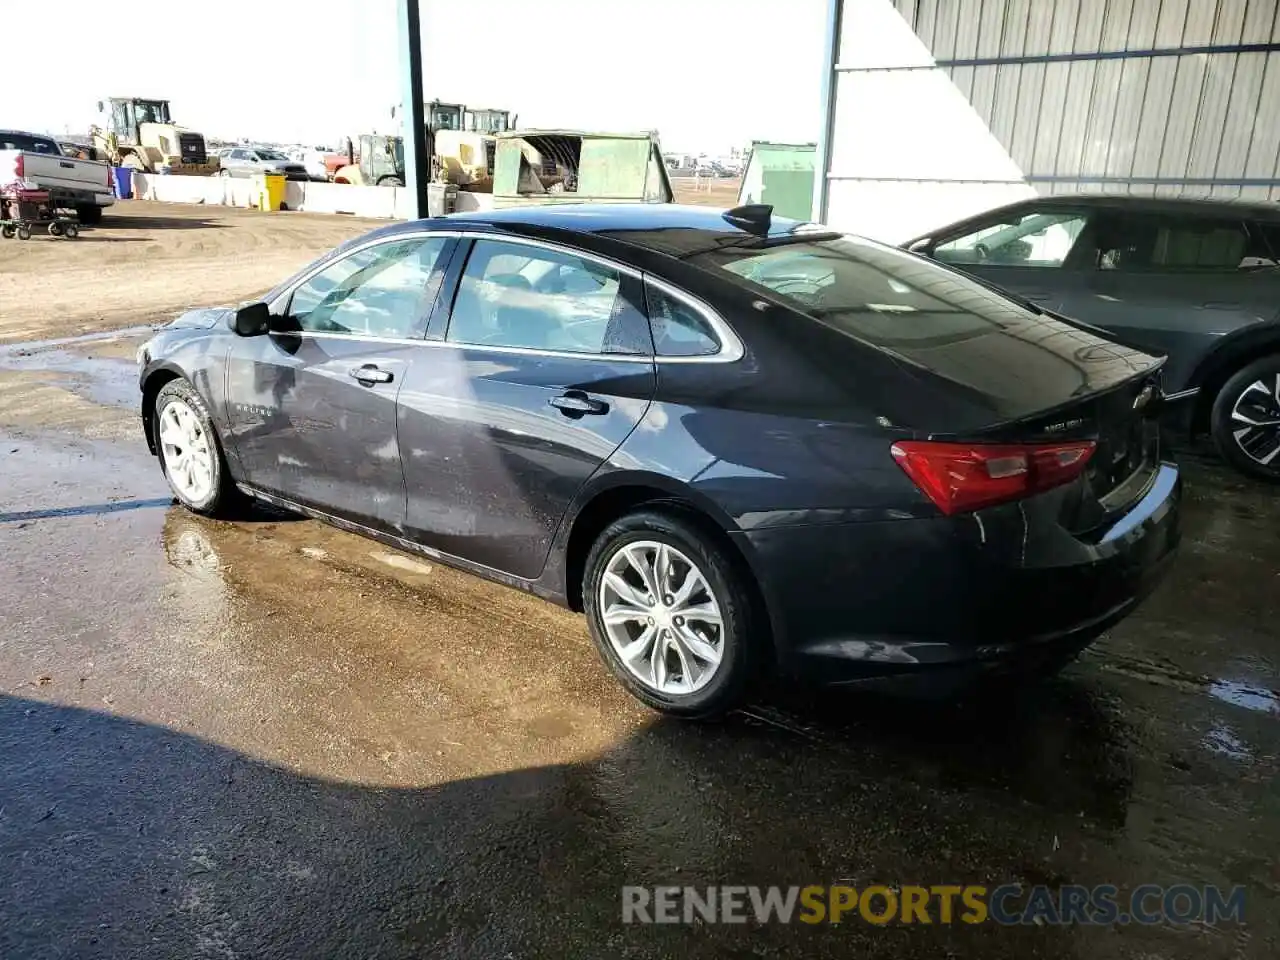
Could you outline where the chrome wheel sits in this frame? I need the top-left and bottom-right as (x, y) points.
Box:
(597, 540), (725, 696)
(1230, 373), (1280, 467)
(158, 398), (215, 503)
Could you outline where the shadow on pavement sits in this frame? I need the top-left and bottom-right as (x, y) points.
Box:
(1, 683), (1227, 960)
(96, 216), (229, 231)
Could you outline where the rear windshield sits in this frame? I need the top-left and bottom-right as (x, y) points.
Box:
(0, 133), (59, 153)
(691, 235), (1045, 349)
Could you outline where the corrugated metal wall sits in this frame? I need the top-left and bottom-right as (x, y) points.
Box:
(819, 0), (1280, 241)
(901, 0), (1280, 200)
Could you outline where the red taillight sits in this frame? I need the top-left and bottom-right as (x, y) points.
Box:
(891, 440), (1096, 516)
(107, 166), (115, 190)
(14, 154), (23, 178)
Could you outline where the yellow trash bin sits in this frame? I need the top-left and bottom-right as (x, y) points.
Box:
(256, 173), (287, 211)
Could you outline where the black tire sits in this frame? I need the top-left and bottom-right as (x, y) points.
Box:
(153, 378), (239, 515)
(583, 509), (761, 718)
(1210, 353), (1280, 483)
(76, 204), (103, 226)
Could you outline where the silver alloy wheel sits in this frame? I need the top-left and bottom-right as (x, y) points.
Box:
(158, 398), (215, 503)
(597, 540), (725, 696)
(1230, 373), (1280, 467)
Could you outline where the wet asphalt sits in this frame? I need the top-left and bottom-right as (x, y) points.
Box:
(0, 331), (1277, 959)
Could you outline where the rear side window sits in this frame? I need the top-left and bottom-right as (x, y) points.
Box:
(1092, 214), (1271, 271)
(0, 133), (58, 153)
(446, 239), (650, 355)
(644, 284), (720, 357)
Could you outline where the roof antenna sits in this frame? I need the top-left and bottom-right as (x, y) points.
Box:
(723, 204), (772, 236)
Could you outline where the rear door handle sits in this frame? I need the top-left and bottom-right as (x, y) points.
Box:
(349, 364), (393, 385)
(549, 391), (608, 416)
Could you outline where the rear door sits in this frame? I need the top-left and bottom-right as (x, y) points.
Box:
(224, 233), (454, 532)
(1076, 211), (1280, 391)
(397, 236), (656, 579)
(927, 205), (1095, 314)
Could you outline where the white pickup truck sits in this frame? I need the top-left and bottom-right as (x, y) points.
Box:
(0, 129), (114, 224)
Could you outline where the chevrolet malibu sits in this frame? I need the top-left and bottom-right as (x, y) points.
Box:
(137, 204), (1182, 717)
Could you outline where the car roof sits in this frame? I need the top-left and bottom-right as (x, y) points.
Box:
(982, 192), (1280, 221)
(444, 203), (818, 258)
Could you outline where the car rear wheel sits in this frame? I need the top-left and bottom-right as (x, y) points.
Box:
(583, 510), (759, 718)
(153, 379), (237, 515)
(1210, 354), (1280, 483)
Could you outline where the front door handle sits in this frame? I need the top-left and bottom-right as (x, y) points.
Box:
(549, 391), (608, 416)
(349, 364), (393, 385)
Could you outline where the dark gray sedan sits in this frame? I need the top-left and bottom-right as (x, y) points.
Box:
(136, 204), (1180, 716)
(906, 196), (1280, 482)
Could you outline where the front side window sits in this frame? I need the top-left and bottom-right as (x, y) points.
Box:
(446, 240), (650, 355)
(934, 210), (1088, 268)
(284, 236), (448, 338)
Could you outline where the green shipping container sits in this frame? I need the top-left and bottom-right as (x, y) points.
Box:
(736, 141), (816, 221)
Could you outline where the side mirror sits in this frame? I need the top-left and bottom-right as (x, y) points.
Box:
(96, 101), (104, 113)
(233, 302), (271, 336)
(907, 237), (933, 254)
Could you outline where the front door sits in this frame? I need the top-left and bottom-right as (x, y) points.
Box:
(224, 234), (453, 532)
(397, 237), (657, 579)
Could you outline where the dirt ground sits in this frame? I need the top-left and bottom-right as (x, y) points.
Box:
(0, 203), (380, 344)
(0, 181), (741, 345)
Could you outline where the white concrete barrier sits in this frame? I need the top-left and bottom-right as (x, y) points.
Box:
(284, 180), (306, 211)
(300, 182), (397, 218)
(124, 173), (422, 220)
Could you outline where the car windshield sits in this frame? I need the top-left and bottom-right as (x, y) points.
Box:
(693, 234), (1038, 348)
(256, 149), (289, 161)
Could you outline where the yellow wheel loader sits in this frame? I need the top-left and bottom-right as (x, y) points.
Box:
(89, 98), (219, 176)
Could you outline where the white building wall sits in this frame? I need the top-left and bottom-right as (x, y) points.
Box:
(819, 0), (1280, 243)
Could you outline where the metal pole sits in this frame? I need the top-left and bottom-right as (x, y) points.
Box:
(397, 0), (429, 219)
(812, 0), (843, 223)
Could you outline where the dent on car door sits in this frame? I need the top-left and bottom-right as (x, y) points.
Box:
(1079, 214), (1280, 391)
(397, 237), (657, 579)
(928, 207), (1094, 313)
(223, 234), (453, 530)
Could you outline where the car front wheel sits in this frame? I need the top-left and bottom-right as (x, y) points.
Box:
(153, 379), (237, 515)
(1211, 354), (1280, 483)
(583, 510), (760, 718)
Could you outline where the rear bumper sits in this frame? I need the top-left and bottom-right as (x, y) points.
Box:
(46, 187), (113, 208)
(738, 463), (1182, 693)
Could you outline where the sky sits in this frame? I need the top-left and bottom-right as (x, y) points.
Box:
(5, 0), (826, 155)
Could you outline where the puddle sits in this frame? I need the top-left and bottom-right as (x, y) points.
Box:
(0, 326), (154, 409)
(1208, 678), (1280, 717)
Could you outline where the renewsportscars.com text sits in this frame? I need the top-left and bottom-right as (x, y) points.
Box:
(621, 884), (1245, 926)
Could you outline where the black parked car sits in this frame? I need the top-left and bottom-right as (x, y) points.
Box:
(906, 196), (1280, 482)
(137, 204), (1181, 717)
